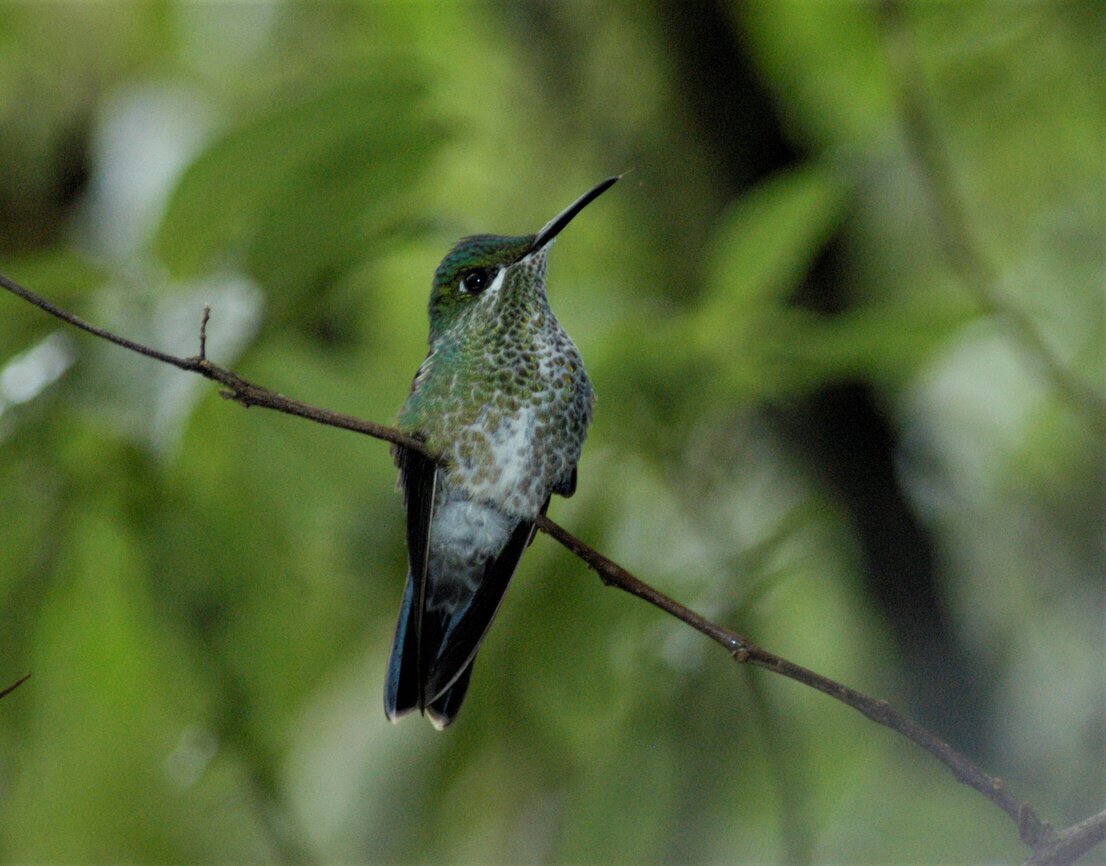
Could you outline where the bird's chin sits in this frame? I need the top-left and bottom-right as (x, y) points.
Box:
(517, 245), (550, 267)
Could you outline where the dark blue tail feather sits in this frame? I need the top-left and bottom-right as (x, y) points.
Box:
(384, 573), (419, 722)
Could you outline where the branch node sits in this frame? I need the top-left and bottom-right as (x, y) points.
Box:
(1017, 803), (1052, 847)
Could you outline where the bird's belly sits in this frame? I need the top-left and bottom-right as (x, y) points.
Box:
(448, 406), (548, 518)
(435, 335), (592, 519)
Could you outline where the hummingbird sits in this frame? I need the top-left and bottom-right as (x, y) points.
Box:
(385, 176), (618, 729)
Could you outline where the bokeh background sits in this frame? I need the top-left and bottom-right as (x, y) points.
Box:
(1, 2), (1103, 863)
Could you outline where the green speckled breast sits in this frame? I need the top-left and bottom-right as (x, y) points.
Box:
(399, 251), (593, 519)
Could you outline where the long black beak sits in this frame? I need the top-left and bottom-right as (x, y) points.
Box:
(529, 176), (619, 254)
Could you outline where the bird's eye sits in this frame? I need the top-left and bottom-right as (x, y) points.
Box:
(460, 268), (495, 295)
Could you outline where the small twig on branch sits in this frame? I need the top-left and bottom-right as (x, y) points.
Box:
(2, 272), (1100, 864)
(0, 673), (31, 700)
(199, 304), (211, 361)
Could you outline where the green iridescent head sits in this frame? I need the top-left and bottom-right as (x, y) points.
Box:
(425, 177), (619, 340)
(428, 233), (535, 335)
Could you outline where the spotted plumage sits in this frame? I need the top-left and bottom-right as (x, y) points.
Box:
(385, 178), (617, 729)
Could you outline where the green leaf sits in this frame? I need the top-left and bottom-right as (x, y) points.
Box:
(689, 164), (847, 390)
(154, 70), (446, 297)
(702, 164), (846, 314)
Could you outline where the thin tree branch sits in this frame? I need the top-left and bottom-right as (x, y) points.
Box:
(537, 513), (1053, 845)
(2, 272), (1100, 863)
(0, 273), (428, 457)
(0, 673), (31, 700)
(877, 0), (1106, 442)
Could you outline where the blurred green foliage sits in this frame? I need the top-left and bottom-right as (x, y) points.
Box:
(0, 2), (1102, 864)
